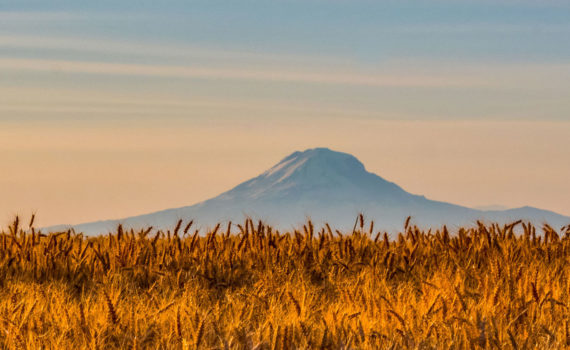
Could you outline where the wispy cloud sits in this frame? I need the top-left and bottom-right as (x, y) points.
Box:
(384, 23), (570, 34)
(0, 58), (487, 88)
(0, 11), (144, 21)
(0, 35), (343, 67)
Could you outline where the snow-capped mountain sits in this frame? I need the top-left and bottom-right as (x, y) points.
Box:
(47, 148), (570, 235)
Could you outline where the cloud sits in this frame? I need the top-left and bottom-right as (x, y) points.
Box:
(0, 11), (144, 21)
(0, 35), (346, 68)
(384, 23), (570, 34)
(0, 57), (486, 88)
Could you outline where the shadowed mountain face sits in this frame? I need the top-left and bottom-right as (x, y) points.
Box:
(47, 148), (570, 235)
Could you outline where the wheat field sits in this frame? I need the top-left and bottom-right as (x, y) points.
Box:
(1, 215), (570, 349)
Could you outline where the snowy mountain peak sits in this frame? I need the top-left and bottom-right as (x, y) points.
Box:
(224, 147), (407, 202)
(261, 148), (366, 184)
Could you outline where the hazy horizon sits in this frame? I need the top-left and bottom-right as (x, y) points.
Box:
(2, 0), (569, 227)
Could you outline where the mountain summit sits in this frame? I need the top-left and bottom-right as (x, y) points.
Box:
(222, 148), (409, 203)
(48, 148), (570, 235)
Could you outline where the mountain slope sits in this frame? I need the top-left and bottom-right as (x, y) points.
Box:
(47, 148), (570, 235)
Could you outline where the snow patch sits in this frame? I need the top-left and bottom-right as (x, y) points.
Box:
(276, 157), (307, 183)
(263, 156), (298, 177)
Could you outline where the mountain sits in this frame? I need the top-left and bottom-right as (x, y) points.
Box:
(46, 148), (570, 235)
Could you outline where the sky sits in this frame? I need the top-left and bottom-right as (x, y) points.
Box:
(1, 0), (569, 227)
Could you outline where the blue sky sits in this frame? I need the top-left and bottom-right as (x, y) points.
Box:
(2, 0), (569, 122)
(3, 0), (569, 62)
(1, 0), (569, 225)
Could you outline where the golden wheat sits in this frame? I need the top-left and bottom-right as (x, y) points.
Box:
(0, 216), (570, 349)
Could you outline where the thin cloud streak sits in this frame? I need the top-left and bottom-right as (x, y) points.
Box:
(0, 58), (488, 88)
(0, 35), (344, 66)
(384, 23), (570, 34)
(0, 11), (146, 21)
